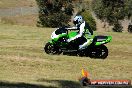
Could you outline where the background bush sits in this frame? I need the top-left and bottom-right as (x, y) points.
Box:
(92, 0), (132, 32)
(36, 0), (73, 28)
(112, 22), (123, 32)
(37, 12), (71, 28)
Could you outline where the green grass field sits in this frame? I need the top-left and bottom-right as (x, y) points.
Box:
(0, 23), (132, 88)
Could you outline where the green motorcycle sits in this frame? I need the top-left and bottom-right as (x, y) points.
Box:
(44, 27), (112, 59)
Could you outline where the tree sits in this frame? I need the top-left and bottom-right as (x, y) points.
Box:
(92, 0), (132, 32)
(36, 0), (74, 28)
(125, 0), (132, 20)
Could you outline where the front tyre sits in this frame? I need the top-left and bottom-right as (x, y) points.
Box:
(44, 42), (61, 55)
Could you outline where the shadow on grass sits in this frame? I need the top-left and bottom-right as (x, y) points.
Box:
(37, 78), (82, 88)
(0, 81), (56, 88)
(63, 52), (106, 59)
(1, 80), (130, 88)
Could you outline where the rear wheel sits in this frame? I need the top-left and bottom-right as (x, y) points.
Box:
(96, 45), (108, 59)
(88, 45), (108, 59)
(44, 42), (61, 55)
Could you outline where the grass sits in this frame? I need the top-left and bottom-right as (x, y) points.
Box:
(0, 23), (132, 88)
(0, 0), (38, 26)
(0, 0), (37, 9)
(1, 15), (38, 26)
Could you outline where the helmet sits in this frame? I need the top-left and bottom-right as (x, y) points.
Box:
(73, 15), (83, 25)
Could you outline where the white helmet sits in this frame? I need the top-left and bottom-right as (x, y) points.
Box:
(73, 15), (83, 25)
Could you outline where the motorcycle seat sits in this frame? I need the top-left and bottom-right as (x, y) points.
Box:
(94, 36), (108, 42)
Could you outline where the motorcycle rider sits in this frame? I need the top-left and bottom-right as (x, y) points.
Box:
(67, 15), (93, 50)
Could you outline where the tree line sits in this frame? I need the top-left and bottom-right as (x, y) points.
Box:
(36, 0), (132, 32)
(92, 0), (132, 32)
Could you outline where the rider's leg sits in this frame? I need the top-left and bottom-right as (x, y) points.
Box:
(67, 33), (82, 42)
(79, 39), (93, 50)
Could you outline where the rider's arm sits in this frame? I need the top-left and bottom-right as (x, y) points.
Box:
(66, 26), (78, 30)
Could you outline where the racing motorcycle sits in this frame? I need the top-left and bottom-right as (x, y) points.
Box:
(44, 27), (112, 59)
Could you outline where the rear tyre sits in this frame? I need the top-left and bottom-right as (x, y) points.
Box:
(44, 42), (61, 55)
(88, 45), (108, 59)
(96, 45), (108, 59)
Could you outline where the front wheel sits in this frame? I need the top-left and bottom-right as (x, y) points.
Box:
(44, 42), (61, 55)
